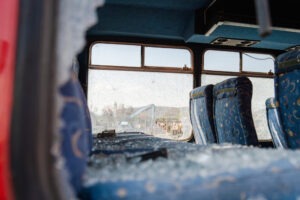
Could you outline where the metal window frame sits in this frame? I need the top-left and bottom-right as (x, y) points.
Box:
(202, 49), (275, 78)
(88, 41), (194, 74)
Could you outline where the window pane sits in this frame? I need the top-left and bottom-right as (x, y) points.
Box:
(204, 50), (240, 72)
(91, 43), (141, 67)
(201, 74), (236, 85)
(88, 69), (193, 140)
(243, 53), (275, 73)
(201, 74), (273, 140)
(145, 47), (191, 68)
(249, 77), (274, 140)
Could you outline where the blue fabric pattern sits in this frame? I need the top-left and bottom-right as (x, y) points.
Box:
(265, 97), (288, 148)
(79, 159), (300, 200)
(76, 79), (93, 151)
(72, 58), (93, 151)
(275, 50), (300, 149)
(60, 74), (90, 193)
(189, 84), (216, 144)
(213, 77), (258, 145)
(275, 49), (300, 74)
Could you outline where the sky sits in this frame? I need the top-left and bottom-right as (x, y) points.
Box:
(91, 43), (192, 68)
(88, 69), (193, 114)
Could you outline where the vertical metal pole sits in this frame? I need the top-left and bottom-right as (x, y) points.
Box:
(255, 0), (272, 37)
(239, 52), (243, 72)
(141, 45), (145, 67)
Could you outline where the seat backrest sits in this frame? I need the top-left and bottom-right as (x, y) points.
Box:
(265, 97), (288, 148)
(59, 61), (92, 193)
(213, 76), (258, 146)
(275, 50), (300, 149)
(72, 58), (93, 151)
(189, 84), (216, 144)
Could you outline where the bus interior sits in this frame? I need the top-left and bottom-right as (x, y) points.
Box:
(3, 0), (300, 199)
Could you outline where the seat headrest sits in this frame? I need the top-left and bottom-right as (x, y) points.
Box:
(275, 49), (300, 74)
(213, 76), (252, 100)
(190, 84), (214, 99)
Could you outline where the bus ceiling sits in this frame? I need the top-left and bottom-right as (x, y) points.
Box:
(86, 0), (300, 51)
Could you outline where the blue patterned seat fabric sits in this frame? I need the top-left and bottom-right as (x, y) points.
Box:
(76, 76), (93, 151)
(80, 167), (300, 200)
(72, 59), (93, 151)
(275, 49), (300, 149)
(189, 84), (216, 144)
(265, 97), (288, 148)
(60, 71), (92, 193)
(79, 134), (300, 200)
(213, 76), (258, 145)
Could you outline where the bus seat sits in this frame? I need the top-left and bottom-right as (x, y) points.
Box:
(75, 76), (93, 151)
(79, 142), (300, 200)
(265, 97), (288, 148)
(72, 58), (93, 151)
(189, 84), (217, 144)
(275, 50), (300, 149)
(59, 70), (91, 193)
(213, 76), (259, 146)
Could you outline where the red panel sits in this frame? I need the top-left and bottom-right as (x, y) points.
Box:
(0, 0), (18, 199)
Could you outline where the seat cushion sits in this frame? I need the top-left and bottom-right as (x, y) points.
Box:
(79, 135), (300, 200)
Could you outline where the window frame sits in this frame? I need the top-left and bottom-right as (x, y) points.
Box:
(202, 49), (275, 79)
(88, 42), (195, 141)
(89, 41), (194, 74)
(90, 43), (142, 67)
